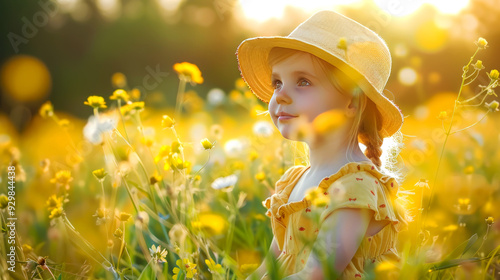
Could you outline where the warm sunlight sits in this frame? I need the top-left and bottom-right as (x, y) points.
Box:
(426, 0), (470, 14)
(238, 0), (361, 22)
(374, 0), (470, 16)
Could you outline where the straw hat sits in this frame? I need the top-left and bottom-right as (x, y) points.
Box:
(236, 10), (404, 139)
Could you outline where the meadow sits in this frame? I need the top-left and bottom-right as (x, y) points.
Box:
(1, 36), (500, 280)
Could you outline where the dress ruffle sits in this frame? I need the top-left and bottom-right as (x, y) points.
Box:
(262, 161), (406, 252)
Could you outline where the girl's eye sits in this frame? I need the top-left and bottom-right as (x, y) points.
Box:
(298, 79), (311, 86)
(271, 79), (283, 89)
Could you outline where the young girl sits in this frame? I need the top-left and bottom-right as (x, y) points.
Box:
(236, 10), (411, 279)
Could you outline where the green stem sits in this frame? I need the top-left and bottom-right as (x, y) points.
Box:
(117, 223), (126, 270)
(473, 225), (491, 257)
(117, 100), (131, 143)
(421, 46), (480, 232)
(175, 79), (187, 119)
(449, 112), (489, 135)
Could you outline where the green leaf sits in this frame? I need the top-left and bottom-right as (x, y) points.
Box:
(442, 233), (478, 260)
(429, 257), (481, 271)
(138, 260), (154, 280)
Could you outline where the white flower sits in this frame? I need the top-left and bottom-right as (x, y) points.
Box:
(83, 115), (117, 144)
(211, 174), (238, 192)
(207, 88), (225, 105)
(253, 121), (274, 138)
(224, 139), (244, 158)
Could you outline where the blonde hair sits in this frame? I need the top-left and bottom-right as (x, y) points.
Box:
(267, 47), (385, 169)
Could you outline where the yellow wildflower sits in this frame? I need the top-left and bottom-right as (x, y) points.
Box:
(120, 101), (145, 116)
(173, 258), (198, 279)
(46, 195), (63, 211)
(154, 145), (171, 163)
(58, 119), (70, 128)
(111, 72), (127, 88)
(337, 37), (347, 50)
(49, 207), (63, 219)
(39, 101), (54, 118)
(463, 165), (474, 174)
(201, 138), (213, 150)
(488, 69), (499, 80)
(235, 78), (247, 89)
(437, 111), (448, 121)
(191, 213), (226, 236)
(474, 60), (484, 70)
(173, 62), (204, 84)
(84, 96), (107, 109)
(205, 258), (224, 274)
(149, 245), (168, 263)
(118, 212), (131, 222)
(255, 172), (266, 182)
(305, 188), (330, 207)
(475, 37), (488, 49)
(113, 228), (123, 238)
(249, 151), (258, 161)
(141, 137), (154, 147)
(110, 89), (130, 102)
(230, 161), (244, 171)
(50, 170), (73, 188)
(92, 168), (108, 181)
(240, 263), (259, 275)
(443, 224), (458, 232)
(485, 100), (499, 112)
(170, 155), (190, 171)
(22, 244), (33, 254)
(0, 194), (8, 209)
(94, 208), (106, 219)
(485, 217), (494, 225)
(375, 261), (397, 272)
(229, 90), (242, 102)
(171, 141), (181, 154)
(161, 115), (175, 128)
(149, 172), (163, 185)
(457, 198), (471, 211)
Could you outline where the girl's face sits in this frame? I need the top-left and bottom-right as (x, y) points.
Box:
(269, 51), (351, 141)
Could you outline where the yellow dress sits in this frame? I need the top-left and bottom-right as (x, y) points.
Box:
(261, 161), (407, 279)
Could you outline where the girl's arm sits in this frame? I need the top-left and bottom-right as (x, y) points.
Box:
(283, 208), (373, 280)
(246, 236), (282, 280)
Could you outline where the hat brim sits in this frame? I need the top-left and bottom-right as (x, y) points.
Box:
(236, 36), (404, 138)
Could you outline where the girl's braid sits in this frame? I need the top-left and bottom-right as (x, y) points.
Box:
(358, 100), (384, 168)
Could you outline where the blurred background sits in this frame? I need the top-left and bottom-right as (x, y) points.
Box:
(1, 1), (500, 278)
(1, 0), (500, 131)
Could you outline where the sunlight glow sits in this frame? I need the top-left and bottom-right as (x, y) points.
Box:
(239, 0), (361, 22)
(424, 0), (470, 14)
(374, 0), (470, 16)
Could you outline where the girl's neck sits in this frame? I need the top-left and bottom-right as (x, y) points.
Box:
(306, 126), (370, 176)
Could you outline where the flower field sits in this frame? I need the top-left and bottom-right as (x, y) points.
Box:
(1, 2), (500, 280)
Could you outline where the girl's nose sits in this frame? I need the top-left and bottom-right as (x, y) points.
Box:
(275, 86), (292, 104)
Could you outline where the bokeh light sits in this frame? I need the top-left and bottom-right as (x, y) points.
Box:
(398, 67), (418, 86)
(415, 20), (449, 52)
(0, 55), (51, 102)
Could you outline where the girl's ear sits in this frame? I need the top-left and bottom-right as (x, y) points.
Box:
(344, 97), (358, 118)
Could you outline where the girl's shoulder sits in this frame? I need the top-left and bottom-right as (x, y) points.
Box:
(275, 165), (309, 193)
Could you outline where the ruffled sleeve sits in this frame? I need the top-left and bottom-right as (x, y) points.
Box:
(262, 165), (309, 251)
(318, 171), (401, 230)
